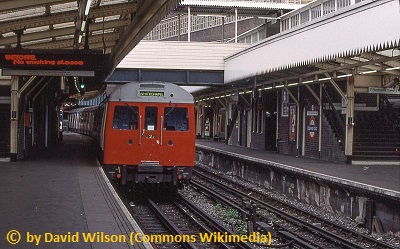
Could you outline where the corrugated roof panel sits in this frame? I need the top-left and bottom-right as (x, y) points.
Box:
(117, 40), (251, 70)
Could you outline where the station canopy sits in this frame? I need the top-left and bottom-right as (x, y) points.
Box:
(0, 0), (179, 85)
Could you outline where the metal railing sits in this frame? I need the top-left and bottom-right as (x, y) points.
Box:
(322, 86), (345, 146)
(380, 95), (400, 137)
(281, 0), (366, 32)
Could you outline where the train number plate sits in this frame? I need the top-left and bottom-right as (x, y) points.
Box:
(146, 134), (155, 139)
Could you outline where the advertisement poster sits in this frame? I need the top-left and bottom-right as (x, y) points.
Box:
(288, 104), (296, 142)
(281, 89), (289, 117)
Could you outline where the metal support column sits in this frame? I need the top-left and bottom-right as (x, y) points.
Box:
(178, 14), (181, 41)
(187, 7), (191, 42)
(234, 8), (238, 43)
(221, 17), (225, 42)
(345, 77), (355, 157)
(10, 76), (19, 160)
(319, 83), (323, 158)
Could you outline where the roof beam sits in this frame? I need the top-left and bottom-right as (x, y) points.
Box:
(0, 19), (129, 46)
(24, 33), (119, 49)
(0, 0), (73, 12)
(195, 55), (400, 98)
(0, 2), (137, 33)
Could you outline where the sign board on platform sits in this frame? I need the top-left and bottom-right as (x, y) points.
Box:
(368, 87), (400, 95)
(0, 49), (104, 76)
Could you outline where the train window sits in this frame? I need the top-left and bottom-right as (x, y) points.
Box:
(163, 107), (188, 131)
(112, 106), (138, 130)
(145, 107), (158, 131)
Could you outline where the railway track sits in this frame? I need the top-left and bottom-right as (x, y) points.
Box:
(126, 192), (256, 249)
(192, 165), (397, 249)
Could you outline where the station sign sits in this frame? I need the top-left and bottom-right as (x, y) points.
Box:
(306, 111), (318, 142)
(368, 87), (400, 95)
(0, 49), (104, 75)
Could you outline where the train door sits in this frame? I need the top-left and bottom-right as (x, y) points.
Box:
(139, 106), (160, 163)
(104, 103), (140, 165)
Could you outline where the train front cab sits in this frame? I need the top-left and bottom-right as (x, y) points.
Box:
(103, 101), (195, 188)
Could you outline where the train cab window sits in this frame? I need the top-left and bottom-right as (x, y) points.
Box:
(163, 107), (188, 131)
(112, 106), (138, 130)
(145, 107), (158, 131)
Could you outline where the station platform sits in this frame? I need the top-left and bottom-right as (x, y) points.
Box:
(0, 133), (153, 249)
(196, 139), (400, 199)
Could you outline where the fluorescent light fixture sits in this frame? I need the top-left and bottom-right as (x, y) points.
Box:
(263, 86), (273, 90)
(80, 20), (86, 32)
(288, 83), (298, 86)
(302, 80), (313, 84)
(239, 91), (245, 95)
(275, 85), (284, 88)
(215, 96), (220, 99)
(318, 77), (331, 81)
(385, 66), (400, 71)
(85, 0), (92, 15)
(78, 35), (83, 43)
(246, 90), (252, 93)
(360, 70), (377, 74)
(337, 74), (352, 78)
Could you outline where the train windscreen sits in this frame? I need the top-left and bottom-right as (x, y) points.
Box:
(164, 107), (188, 131)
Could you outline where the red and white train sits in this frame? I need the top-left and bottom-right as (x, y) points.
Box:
(68, 82), (195, 187)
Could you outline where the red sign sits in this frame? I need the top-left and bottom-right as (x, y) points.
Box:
(0, 49), (104, 70)
(307, 116), (317, 142)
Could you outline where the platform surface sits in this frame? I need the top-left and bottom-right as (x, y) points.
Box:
(0, 133), (151, 249)
(196, 140), (400, 199)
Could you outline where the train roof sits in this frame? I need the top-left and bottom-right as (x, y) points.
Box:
(68, 105), (98, 113)
(108, 82), (194, 104)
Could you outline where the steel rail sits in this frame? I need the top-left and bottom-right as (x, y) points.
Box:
(193, 167), (396, 249)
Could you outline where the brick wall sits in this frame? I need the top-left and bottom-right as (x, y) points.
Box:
(251, 132), (265, 150)
(276, 87), (346, 162)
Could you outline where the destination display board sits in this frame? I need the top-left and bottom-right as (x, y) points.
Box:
(139, 91), (165, 97)
(0, 49), (104, 72)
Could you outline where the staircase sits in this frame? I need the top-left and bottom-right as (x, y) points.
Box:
(353, 111), (400, 164)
